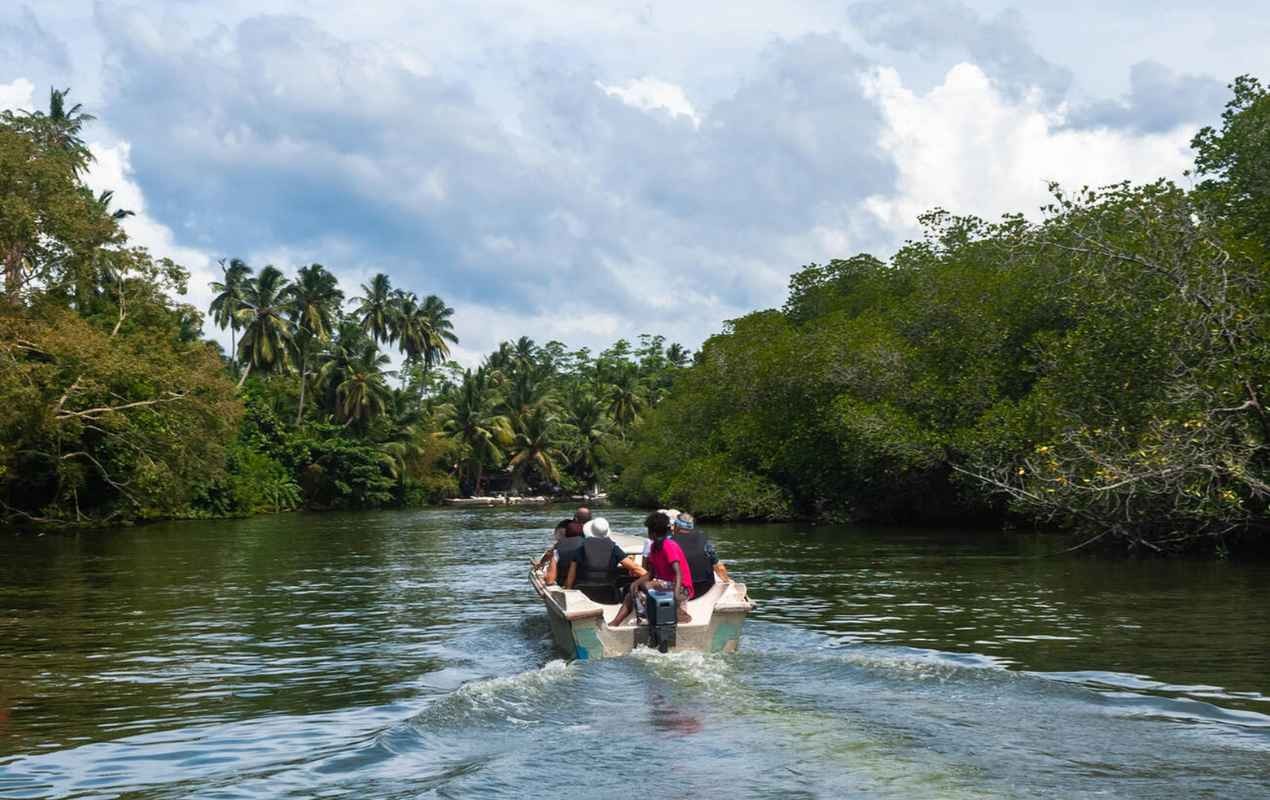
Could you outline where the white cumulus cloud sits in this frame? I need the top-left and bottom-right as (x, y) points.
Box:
(83, 141), (226, 349)
(861, 63), (1196, 237)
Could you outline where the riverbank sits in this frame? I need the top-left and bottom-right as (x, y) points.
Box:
(442, 493), (608, 508)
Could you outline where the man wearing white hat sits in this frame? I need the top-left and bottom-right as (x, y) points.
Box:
(567, 516), (644, 601)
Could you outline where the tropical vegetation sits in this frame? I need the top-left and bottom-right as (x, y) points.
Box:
(4, 77), (1269, 556)
(615, 76), (1270, 554)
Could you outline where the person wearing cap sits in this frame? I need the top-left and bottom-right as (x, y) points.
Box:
(565, 517), (645, 601)
(672, 512), (729, 598)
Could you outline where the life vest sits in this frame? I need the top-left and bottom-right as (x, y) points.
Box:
(672, 530), (715, 598)
(553, 535), (585, 583)
(577, 538), (620, 585)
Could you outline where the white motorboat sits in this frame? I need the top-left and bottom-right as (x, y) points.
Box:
(529, 530), (755, 659)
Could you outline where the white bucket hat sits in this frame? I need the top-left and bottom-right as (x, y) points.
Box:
(583, 517), (611, 538)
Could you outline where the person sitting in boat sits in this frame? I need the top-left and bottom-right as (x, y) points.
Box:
(565, 517), (645, 602)
(544, 521), (586, 586)
(672, 512), (730, 598)
(574, 506), (592, 527)
(609, 511), (694, 626)
(535, 518), (573, 572)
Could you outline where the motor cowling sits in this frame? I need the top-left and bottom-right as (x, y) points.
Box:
(646, 588), (677, 652)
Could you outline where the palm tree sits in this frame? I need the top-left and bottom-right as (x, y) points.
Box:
(353, 273), (397, 345)
(3, 87), (96, 172)
(438, 368), (512, 496)
(316, 322), (372, 415)
(394, 291), (429, 365)
(666, 342), (691, 368)
(563, 391), (613, 493)
(288, 263), (344, 423)
(335, 343), (394, 429)
(508, 406), (566, 491)
(505, 364), (552, 419)
(233, 265), (296, 386)
(512, 335), (536, 368)
(421, 294), (459, 370)
(607, 366), (646, 438)
(377, 398), (429, 488)
(92, 190), (135, 222)
(209, 258), (253, 371)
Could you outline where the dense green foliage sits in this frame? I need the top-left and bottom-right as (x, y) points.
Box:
(434, 334), (690, 497)
(0, 89), (689, 524)
(616, 78), (1270, 553)
(1, 90), (241, 524)
(6, 78), (1269, 555)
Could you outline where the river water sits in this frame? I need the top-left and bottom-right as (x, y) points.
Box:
(1, 508), (1267, 799)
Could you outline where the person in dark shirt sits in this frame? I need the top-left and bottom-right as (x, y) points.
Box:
(545, 521), (586, 585)
(535, 518), (573, 573)
(567, 517), (644, 592)
(673, 513), (730, 596)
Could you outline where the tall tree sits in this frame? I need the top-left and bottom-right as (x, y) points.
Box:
(288, 263), (344, 423)
(394, 291), (430, 365)
(665, 342), (691, 368)
(353, 273), (397, 345)
(508, 406), (566, 491)
(563, 391), (613, 493)
(0, 113), (100, 302)
(438, 368), (511, 495)
(233, 265), (296, 386)
(421, 294), (459, 370)
(607, 365), (646, 438)
(335, 343), (394, 430)
(208, 258), (253, 371)
(2, 87), (96, 174)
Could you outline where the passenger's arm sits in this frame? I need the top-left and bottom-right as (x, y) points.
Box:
(714, 562), (731, 582)
(619, 556), (646, 579)
(545, 552), (559, 585)
(671, 560), (683, 599)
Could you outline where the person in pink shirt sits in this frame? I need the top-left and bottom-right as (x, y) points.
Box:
(610, 511), (694, 626)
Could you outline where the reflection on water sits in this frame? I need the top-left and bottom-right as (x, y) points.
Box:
(1, 509), (1267, 798)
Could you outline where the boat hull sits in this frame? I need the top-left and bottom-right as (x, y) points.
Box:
(530, 565), (754, 659)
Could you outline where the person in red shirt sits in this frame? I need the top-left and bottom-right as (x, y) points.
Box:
(610, 511), (693, 626)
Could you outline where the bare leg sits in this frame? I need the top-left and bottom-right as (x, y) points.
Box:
(610, 576), (650, 626)
(610, 594), (634, 626)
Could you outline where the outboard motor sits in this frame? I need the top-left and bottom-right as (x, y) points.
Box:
(646, 588), (678, 653)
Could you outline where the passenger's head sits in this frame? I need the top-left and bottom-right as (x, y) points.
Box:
(584, 517), (611, 538)
(674, 512), (695, 532)
(575, 506), (592, 524)
(645, 511), (671, 556)
(553, 518), (572, 540)
(565, 521), (585, 537)
(645, 511), (671, 538)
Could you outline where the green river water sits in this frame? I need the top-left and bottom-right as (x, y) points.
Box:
(1, 508), (1267, 798)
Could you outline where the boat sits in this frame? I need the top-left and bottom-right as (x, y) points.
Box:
(528, 530), (755, 659)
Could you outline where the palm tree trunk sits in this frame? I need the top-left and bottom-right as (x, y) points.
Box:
(474, 462), (484, 497)
(237, 361), (252, 388)
(295, 358), (307, 426)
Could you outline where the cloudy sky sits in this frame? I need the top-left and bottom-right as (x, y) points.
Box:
(2, 1), (1265, 363)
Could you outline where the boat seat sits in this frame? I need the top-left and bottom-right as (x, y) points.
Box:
(575, 573), (635, 605)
